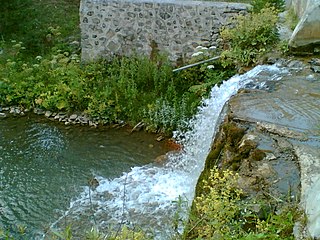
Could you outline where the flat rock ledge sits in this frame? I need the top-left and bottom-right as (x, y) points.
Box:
(228, 61), (320, 239)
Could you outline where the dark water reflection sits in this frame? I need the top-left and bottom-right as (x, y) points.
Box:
(0, 114), (166, 238)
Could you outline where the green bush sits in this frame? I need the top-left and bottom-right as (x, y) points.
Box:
(220, 7), (279, 68)
(0, 0), (80, 61)
(251, 0), (285, 13)
(185, 167), (300, 240)
(1, 42), (234, 133)
(1, 31), (236, 134)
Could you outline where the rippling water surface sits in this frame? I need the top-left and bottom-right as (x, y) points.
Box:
(0, 115), (166, 238)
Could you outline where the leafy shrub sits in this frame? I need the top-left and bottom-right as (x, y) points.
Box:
(0, 0), (80, 61)
(220, 7), (279, 68)
(1, 35), (237, 134)
(48, 225), (150, 240)
(185, 167), (300, 240)
(190, 167), (243, 239)
(251, 0), (285, 13)
(0, 45), (208, 133)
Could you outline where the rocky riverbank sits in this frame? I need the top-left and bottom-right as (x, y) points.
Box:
(198, 58), (320, 239)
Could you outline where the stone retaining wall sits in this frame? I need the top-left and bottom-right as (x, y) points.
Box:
(80, 0), (249, 62)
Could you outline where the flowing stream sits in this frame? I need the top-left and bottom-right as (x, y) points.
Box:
(0, 65), (286, 239)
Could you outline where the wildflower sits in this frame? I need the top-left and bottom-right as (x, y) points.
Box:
(207, 65), (215, 69)
(13, 44), (21, 48)
(35, 56), (42, 61)
(191, 52), (204, 57)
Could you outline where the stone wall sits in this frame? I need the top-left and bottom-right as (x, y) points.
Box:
(80, 0), (249, 62)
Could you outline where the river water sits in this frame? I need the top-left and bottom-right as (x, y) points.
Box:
(0, 115), (167, 238)
(0, 65), (286, 239)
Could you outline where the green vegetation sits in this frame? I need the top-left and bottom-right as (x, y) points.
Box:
(47, 225), (151, 240)
(184, 167), (301, 240)
(220, 7), (280, 68)
(0, 0), (80, 60)
(250, 0), (285, 13)
(0, 36), (234, 133)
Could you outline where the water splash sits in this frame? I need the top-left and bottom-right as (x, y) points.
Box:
(50, 65), (285, 238)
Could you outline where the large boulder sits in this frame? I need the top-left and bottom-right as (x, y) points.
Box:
(289, 0), (320, 50)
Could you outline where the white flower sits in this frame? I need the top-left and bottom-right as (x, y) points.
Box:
(191, 52), (204, 57)
(196, 46), (208, 51)
(207, 65), (215, 69)
(35, 56), (42, 61)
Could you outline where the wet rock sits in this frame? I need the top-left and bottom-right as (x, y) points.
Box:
(79, 115), (89, 124)
(34, 108), (45, 115)
(294, 145), (320, 239)
(131, 121), (144, 132)
(311, 65), (320, 73)
(164, 138), (183, 151)
(257, 122), (308, 141)
(238, 175), (258, 194)
(265, 152), (277, 161)
(89, 120), (98, 127)
(274, 137), (293, 152)
(0, 112), (7, 118)
(88, 177), (99, 189)
(256, 162), (276, 178)
(156, 135), (165, 142)
(309, 58), (320, 66)
(45, 111), (52, 118)
(9, 107), (20, 115)
(69, 114), (78, 121)
(239, 134), (258, 149)
(155, 154), (168, 164)
(305, 178), (320, 238)
(287, 60), (304, 69)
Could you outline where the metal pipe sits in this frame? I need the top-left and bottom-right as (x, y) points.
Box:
(172, 56), (220, 72)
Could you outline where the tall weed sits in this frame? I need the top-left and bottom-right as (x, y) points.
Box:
(220, 7), (279, 68)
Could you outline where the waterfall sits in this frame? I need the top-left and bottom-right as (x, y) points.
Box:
(50, 64), (285, 238)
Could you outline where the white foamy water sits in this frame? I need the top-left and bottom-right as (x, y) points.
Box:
(50, 65), (285, 238)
